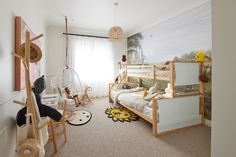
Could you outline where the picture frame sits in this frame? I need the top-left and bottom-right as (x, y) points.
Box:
(15, 16), (41, 91)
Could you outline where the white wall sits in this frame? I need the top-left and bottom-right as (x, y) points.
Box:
(110, 38), (127, 77)
(212, 0), (236, 156)
(0, 0), (46, 156)
(45, 26), (66, 93)
(45, 26), (126, 93)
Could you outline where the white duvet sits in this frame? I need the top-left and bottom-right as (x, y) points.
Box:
(111, 87), (150, 112)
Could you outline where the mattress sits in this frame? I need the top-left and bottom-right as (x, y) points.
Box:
(111, 88), (150, 112)
(118, 91), (150, 112)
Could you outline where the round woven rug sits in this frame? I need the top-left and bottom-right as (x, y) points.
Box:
(67, 110), (92, 126)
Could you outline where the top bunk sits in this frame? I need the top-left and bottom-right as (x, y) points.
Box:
(122, 64), (170, 81)
(118, 61), (203, 98)
(119, 61), (201, 84)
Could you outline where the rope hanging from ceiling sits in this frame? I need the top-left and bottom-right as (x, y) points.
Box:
(51, 17), (83, 92)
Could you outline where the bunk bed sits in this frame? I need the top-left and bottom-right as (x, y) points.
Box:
(109, 61), (204, 136)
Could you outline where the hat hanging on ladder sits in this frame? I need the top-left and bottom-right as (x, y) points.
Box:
(20, 42), (42, 63)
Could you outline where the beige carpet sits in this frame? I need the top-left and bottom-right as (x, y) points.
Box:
(45, 97), (211, 157)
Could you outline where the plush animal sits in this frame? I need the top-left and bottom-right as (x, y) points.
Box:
(196, 51), (205, 62)
(17, 75), (62, 126)
(199, 72), (208, 82)
(33, 75), (46, 94)
(143, 89), (148, 98)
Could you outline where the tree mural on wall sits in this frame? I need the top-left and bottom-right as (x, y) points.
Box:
(127, 33), (145, 64)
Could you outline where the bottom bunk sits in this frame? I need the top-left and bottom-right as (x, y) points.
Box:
(110, 88), (201, 136)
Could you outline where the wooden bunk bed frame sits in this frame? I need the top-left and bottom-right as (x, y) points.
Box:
(109, 61), (204, 136)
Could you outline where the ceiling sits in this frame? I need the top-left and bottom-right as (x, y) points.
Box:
(43, 0), (210, 36)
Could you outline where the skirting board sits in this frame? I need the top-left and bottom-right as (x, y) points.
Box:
(158, 116), (201, 133)
(204, 119), (211, 127)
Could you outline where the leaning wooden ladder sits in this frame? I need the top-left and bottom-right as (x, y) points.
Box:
(13, 31), (49, 156)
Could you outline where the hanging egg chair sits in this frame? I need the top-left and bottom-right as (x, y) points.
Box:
(50, 17), (91, 104)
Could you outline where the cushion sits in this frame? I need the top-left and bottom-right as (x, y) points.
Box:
(144, 93), (158, 101)
(123, 84), (131, 89)
(148, 82), (159, 94)
(116, 82), (139, 89)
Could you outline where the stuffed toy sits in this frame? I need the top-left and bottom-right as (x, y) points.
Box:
(196, 51), (205, 62)
(143, 89), (148, 98)
(17, 75), (62, 126)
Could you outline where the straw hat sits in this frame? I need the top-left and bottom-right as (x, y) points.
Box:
(20, 42), (42, 63)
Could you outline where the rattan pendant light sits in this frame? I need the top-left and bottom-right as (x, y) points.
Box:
(109, 2), (124, 42)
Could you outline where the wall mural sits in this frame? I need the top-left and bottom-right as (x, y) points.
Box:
(127, 2), (212, 120)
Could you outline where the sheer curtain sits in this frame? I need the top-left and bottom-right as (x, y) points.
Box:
(68, 36), (114, 98)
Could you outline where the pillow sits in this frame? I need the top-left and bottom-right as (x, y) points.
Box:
(116, 83), (125, 89)
(123, 84), (131, 89)
(144, 93), (158, 101)
(124, 82), (139, 88)
(116, 82), (139, 89)
(130, 87), (144, 91)
(148, 82), (159, 94)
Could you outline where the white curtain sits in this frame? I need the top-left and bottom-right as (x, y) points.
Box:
(68, 36), (114, 98)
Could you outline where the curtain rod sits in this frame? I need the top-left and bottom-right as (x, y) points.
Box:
(63, 32), (108, 39)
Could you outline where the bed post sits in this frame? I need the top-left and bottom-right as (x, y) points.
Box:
(125, 65), (128, 82)
(152, 97), (158, 136)
(169, 61), (175, 97)
(108, 83), (113, 103)
(153, 65), (156, 80)
(199, 63), (205, 124)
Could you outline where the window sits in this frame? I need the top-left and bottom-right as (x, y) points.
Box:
(68, 36), (114, 97)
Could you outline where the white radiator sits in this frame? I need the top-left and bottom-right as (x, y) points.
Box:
(0, 127), (7, 157)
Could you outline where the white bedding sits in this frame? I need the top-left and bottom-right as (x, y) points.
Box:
(111, 87), (143, 103)
(111, 88), (150, 112)
(118, 91), (150, 112)
(143, 106), (153, 117)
